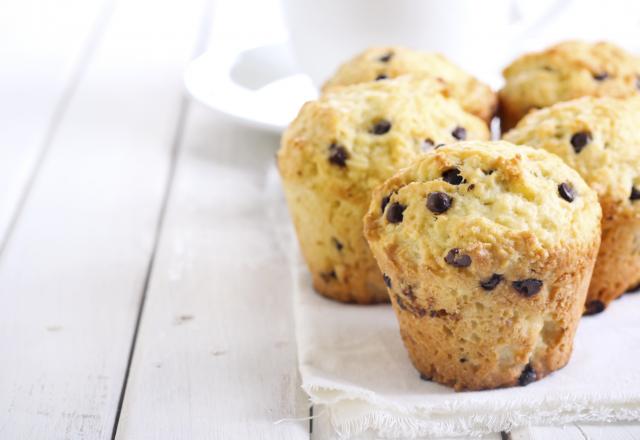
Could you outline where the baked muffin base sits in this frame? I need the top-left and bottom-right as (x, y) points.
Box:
(388, 241), (598, 391)
(586, 216), (640, 313)
(284, 184), (390, 305)
(311, 269), (389, 304)
(498, 95), (529, 133)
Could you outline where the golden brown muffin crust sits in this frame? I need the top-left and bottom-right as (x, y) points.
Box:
(279, 78), (490, 304)
(504, 96), (640, 308)
(323, 46), (497, 123)
(499, 40), (640, 130)
(364, 141), (601, 390)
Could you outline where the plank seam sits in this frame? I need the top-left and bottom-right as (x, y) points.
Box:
(109, 96), (190, 440)
(110, 2), (214, 438)
(501, 431), (513, 440)
(574, 423), (590, 440)
(0, 0), (115, 261)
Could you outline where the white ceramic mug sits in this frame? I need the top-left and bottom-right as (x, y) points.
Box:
(282, 0), (569, 86)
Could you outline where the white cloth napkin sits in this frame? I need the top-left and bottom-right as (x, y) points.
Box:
(290, 248), (640, 438)
(257, 166), (640, 440)
(266, 151), (640, 439)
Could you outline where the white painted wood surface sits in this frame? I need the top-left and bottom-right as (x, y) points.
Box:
(114, 103), (308, 440)
(0, 0), (638, 438)
(0, 0), (111, 250)
(513, 423), (640, 440)
(0, 0), (206, 437)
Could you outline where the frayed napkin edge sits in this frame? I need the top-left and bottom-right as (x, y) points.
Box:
(302, 381), (640, 438)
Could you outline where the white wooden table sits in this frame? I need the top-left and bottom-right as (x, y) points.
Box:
(1, 0), (638, 438)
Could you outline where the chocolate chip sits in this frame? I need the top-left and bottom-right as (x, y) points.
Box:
(459, 358), (467, 363)
(371, 119), (392, 135)
(375, 74), (388, 81)
(328, 143), (349, 167)
(558, 182), (576, 202)
(386, 202), (406, 223)
(395, 294), (408, 311)
(467, 184), (475, 191)
(584, 300), (605, 316)
(512, 279), (543, 297)
(501, 432), (512, 440)
(381, 195), (391, 213)
(396, 294), (426, 317)
(442, 168), (464, 185)
(593, 72), (608, 81)
(429, 308), (450, 318)
(320, 270), (337, 282)
(570, 131), (591, 153)
(403, 286), (416, 300)
(451, 126), (467, 140)
(419, 372), (432, 381)
(383, 274), (392, 288)
(379, 52), (393, 63)
(426, 192), (452, 214)
(631, 186), (640, 201)
(518, 363), (537, 386)
(332, 237), (343, 251)
(422, 139), (434, 151)
(480, 274), (503, 291)
(445, 248), (472, 268)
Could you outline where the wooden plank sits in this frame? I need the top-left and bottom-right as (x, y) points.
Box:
(114, 104), (308, 439)
(0, 0), (207, 438)
(0, 0), (111, 250)
(513, 424), (640, 440)
(511, 426), (587, 440)
(579, 423), (640, 440)
(310, 406), (333, 440)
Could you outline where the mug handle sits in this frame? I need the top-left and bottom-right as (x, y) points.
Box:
(509, 0), (574, 39)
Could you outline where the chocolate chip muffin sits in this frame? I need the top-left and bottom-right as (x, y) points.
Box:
(322, 46), (497, 124)
(364, 141), (601, 390)
(504, 96), (640, 313)
(278, 77), (490, 304)
(499, 40), (640, 131)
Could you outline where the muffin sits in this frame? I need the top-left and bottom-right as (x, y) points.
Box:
(278, 77), (490, 304)
(322, 46), (497, 124)
(364, 141), (601, 390)
(504, 96), (640, 313)
(499, 41), (640, 131)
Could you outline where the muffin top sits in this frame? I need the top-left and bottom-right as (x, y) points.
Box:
(278, 77), (490, 203)
(321, 46), (497, 123)
(504, 96), (640, 220)
(500, 41), (640, 114)
(364, 141), (601, 279)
